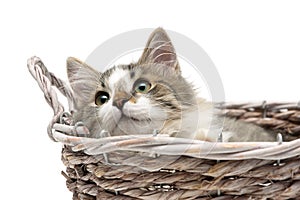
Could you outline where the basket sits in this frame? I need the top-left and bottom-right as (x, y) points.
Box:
(28, 56), (300, 200)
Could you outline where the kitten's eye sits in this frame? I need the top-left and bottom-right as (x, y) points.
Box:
(134, 80), (151, 94)
(95, 91), (110, 106)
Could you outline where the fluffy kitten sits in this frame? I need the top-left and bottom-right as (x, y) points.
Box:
(67, 28), (275, 142)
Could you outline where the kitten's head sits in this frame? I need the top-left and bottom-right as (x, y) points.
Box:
(67, 28), (199, 138)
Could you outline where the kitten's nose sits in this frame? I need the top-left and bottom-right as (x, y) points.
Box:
(113, 92), (130, 110)
(113, 98), (128, 110)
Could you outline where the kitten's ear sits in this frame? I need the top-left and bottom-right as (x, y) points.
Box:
(139, 28), (180, 73)
(67, 57), (101, 103)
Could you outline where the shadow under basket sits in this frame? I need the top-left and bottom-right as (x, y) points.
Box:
(28, 56), (300, 200)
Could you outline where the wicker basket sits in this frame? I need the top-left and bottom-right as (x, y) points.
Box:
(28, 56), (300, 200)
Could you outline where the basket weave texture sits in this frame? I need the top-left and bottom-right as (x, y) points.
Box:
(28, 56), (300, 199)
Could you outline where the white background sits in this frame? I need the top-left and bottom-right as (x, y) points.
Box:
(1, 1), (300, 199)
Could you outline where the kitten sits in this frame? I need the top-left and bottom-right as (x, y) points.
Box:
(67, 28), (275, 142)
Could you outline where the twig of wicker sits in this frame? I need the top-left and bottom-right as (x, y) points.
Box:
(28, 56), (300, 200)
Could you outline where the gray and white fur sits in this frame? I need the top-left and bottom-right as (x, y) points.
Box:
(67, 28), (275, 142)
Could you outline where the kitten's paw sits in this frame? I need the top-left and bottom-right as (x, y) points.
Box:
(99, 130), (111, 138)
(73, 122), (90, 136)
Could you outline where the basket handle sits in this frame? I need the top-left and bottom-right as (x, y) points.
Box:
(27, 56), (75, 141)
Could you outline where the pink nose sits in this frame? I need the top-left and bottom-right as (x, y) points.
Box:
(113, 98), (128, 110)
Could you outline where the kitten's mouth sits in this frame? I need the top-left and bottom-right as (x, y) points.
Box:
(130, 116), (151, 122)
(130, 117), (141, 121)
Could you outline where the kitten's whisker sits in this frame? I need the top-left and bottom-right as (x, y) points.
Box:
(181, 102), (199, 106)
(154, 101), (198, 107)
(172, 92), (200, 96)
